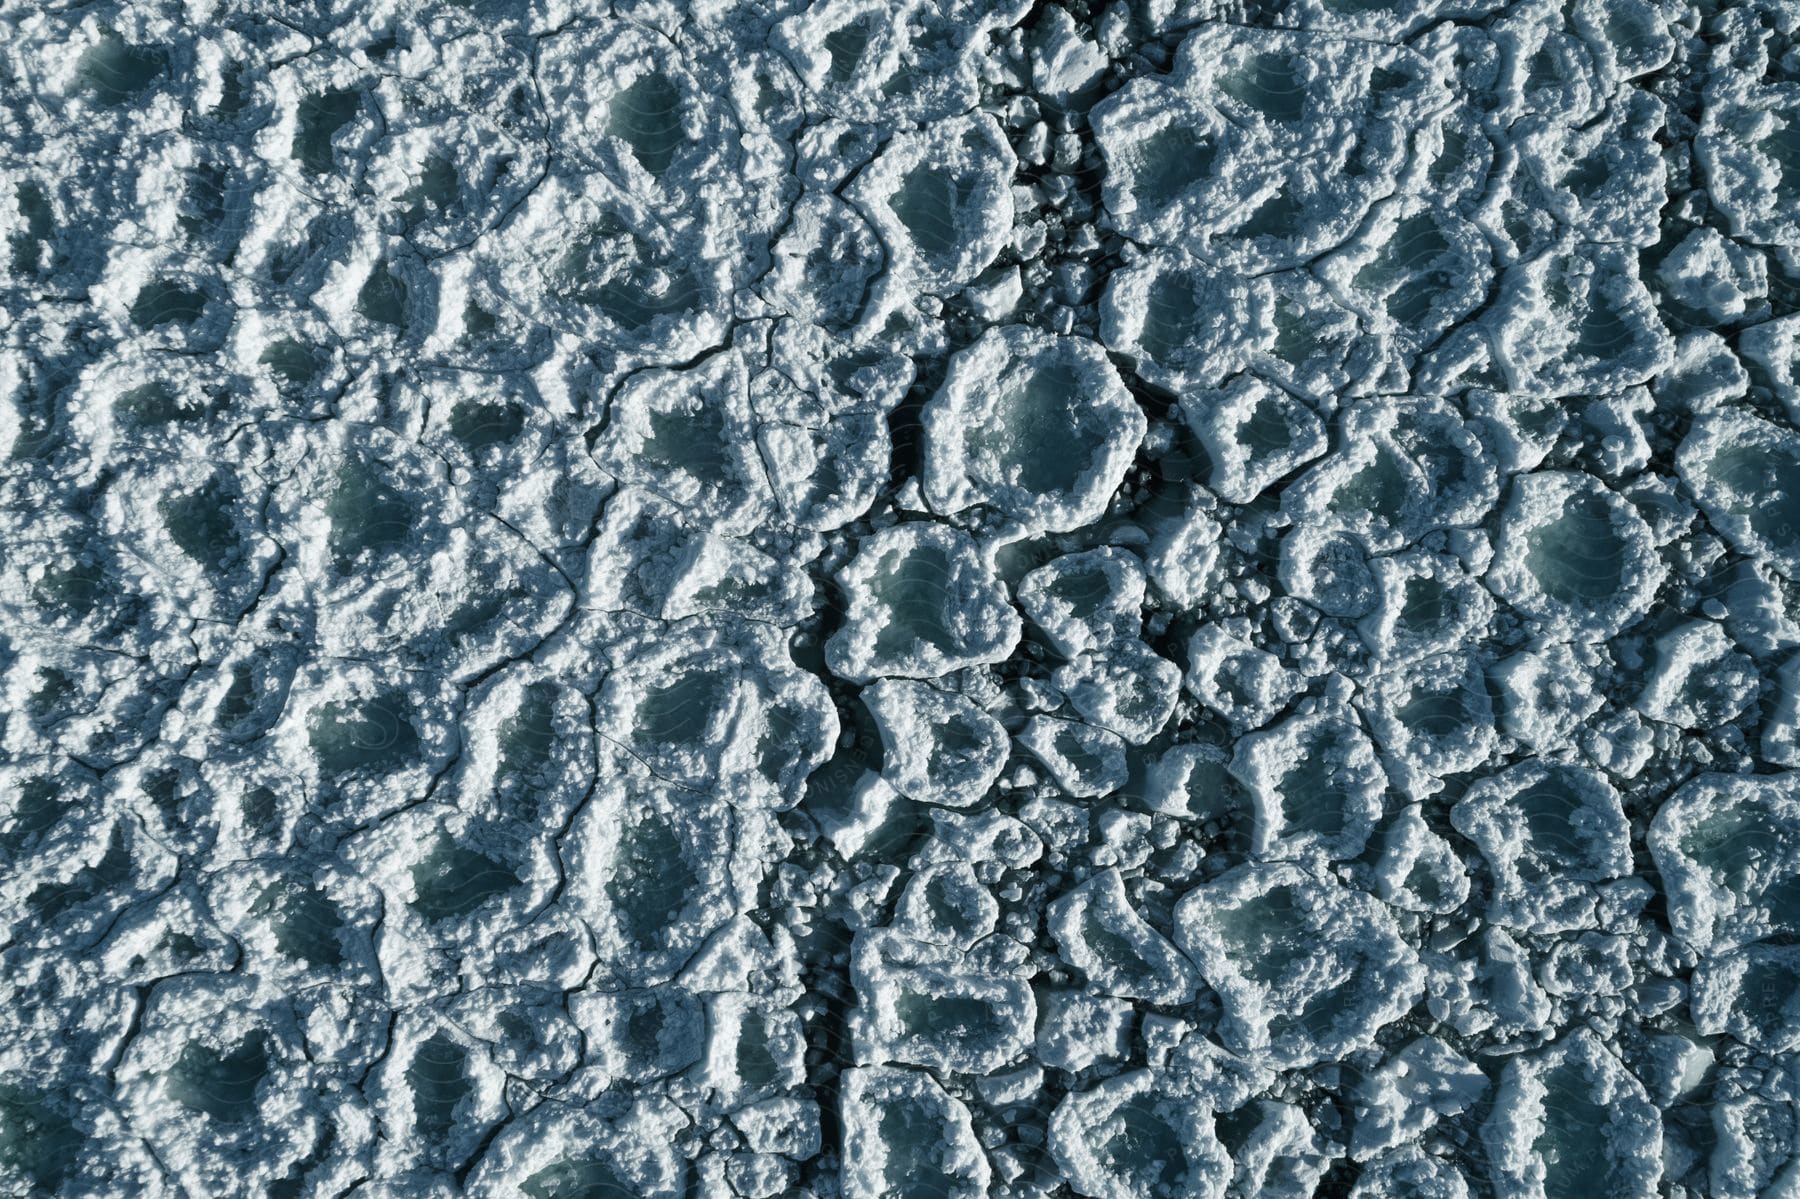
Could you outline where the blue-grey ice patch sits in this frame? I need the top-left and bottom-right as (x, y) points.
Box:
(494, 172), (732, 359)
(1185, 624), (1305, 732)
(1016, 547), (1147, 656)
(1359, 549), (1496, 663)
(1454, 760), (1632, 935)
(1489, 640), (1607, 753)
(861, 679), (1008, 808)
(847, 113), (1017, 297)
(921, 325), (1144, 533)
(1371, 803), (1471, 916)
(1661, 226), (1772, 326)
(463, 1101), (682, 1198)
(1691, 943), (1800, 1053)
(1650, 772), (1800, 958)
(1703, 1060), (1800, 1199)
(1100, 249), (1275, 394)
(1679, 404), (1800, 576)
(1173, 862), (1424, 1069)
(584, 487), (811, 624)
(593, 351), (771, 535)
(1018, 715), (1130, 799)
(1481, 1029), (1663, 1199)
(825, 521), (1019, 681)
(1048, 866), (1199, 1004)
(1231, 701), (1388, 861)
(839, 1066), (989, 1199)
(1348, 1035), (1487, 1160)
(1052, 638), (1182, 744)
(1048, 1068), (1230, 1199)
(563, 772), (737, 987)
(1181, 375), (1328, 506)
(1486, 468), (1665, 638)
(772, 0), (1015, 125)
(849, 923), (1035, 1073)
(1138, 741), (1246, 827)
(1360, 651), (1497, 795)
(1316, 196), (1494, 371)
(1091, 25), (1451, 267)
(1698, 2), (1800, 251)
(1349, 1147), (1472, 1199)
(1637, 619), (1761, 728)
(597, 622), (836, 806)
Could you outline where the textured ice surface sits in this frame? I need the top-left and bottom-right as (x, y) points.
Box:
(7, 0), (1800, 1196)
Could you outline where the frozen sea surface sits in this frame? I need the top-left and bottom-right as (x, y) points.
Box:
(3, 0), (1800, 1196)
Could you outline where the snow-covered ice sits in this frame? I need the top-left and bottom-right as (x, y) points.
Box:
(4, 0), (1800, 1195)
